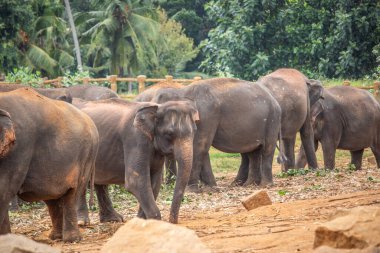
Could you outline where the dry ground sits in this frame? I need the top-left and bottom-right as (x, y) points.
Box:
(9, 148), (380, 253)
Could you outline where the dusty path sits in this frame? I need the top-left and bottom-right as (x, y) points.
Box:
(10, 161), (380, 253)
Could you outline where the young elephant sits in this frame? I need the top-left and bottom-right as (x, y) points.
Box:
(74, 98), (199, 224)
(296, 86), (380, 170)
(0, 88), (99, 242)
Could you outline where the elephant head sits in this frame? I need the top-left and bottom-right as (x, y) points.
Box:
(310, 100), (325, 140)
(0, 109), (16, 158)
(306, 79), (324, 106)
(134, 100), (199, 223)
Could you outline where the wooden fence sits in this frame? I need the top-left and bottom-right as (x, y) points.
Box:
(0, 75), (202, 93)
(1, 76), (379, 98)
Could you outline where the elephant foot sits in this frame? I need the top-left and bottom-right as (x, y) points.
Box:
(77, 214), (90, 226)
(186, 184), (201, 193)
(259, 180), (274, 188)
(242, 178), (260, 187)
(100, 212), (124, 223)
(62, 230), (82, 242)
(49, 230), (62, 241)
(201, 185), (221, 193)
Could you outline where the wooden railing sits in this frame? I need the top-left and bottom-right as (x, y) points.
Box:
(0, 75), (202, 93)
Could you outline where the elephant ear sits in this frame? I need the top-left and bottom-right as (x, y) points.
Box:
(56, 94), (73, 104)
(306, 79), (324, 106)
(133, 105), (158, 141)
(0, 109), (16, 158)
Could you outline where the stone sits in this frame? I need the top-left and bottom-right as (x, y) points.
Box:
(314, 246), (380, 253)
(241, 190), (272, 211)
(0, 234), (61, 253)
(101, 218), (211, 253)
(314, 206), (380, 249)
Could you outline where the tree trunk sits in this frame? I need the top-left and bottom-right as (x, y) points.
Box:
(64, 0), (82, 72)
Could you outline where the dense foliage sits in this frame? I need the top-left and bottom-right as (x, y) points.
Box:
(201, 0), (380, 80)
(1, 0), (379, 81)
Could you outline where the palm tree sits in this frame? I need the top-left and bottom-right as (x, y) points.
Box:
(77, 0), (160, 88)
(64, 0), (83, 72)
(17, 0), (74, 77)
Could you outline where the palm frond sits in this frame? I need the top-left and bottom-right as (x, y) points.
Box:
(25, 44), (58, 75)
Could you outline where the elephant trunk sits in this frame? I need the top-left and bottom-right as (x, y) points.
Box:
(169, 137), (193, 224)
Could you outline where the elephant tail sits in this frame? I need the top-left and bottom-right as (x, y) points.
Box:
(88, 162), (95, 209)
(276, 129), (288, 164)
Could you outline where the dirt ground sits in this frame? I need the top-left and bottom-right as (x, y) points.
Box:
(10, 156), (380, 253)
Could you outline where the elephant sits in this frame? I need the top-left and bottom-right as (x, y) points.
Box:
(151, 78), (282, 191)
(67, 84), (119, 100)
(295, 86), (380, 170)
(135, 81), (185, 184)
(73, 98), (199, 224)
(0, 88), (99, 242)
(0, 84), (72, 102)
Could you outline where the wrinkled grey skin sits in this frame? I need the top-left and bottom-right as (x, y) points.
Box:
(233, 69), (324, 183)
(0, 88), (99, 242)
(67, 85), (118, 100)
(296, 86), (380, 170)
(74, 98), (199, 224)
(152, 78), (282, 191)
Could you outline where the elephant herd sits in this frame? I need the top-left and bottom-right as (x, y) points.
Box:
(1, 68), (380, 242)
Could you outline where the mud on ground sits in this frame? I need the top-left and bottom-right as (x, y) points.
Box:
(9, 156), (380, 253)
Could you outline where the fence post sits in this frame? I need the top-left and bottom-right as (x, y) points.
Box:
(108, 75), (117, 92)
(165, 75), (173, 83)
(343, 80), (350, 86)
(193, 76), (202, 81)
(137, 75), (146, 93)
(56, 76), (63, 88)
(83, 77), (90, 85)
(374, 81), (380, 98)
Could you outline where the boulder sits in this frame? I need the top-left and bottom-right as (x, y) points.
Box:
(101, 218), (210, 253)
(241, 190), (272, 211)
(0, 234), (61, 253)
(314, 206), (380, 249)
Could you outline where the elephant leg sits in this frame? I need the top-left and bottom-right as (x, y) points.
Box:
(165, 156), (176, 185)
(321, 139), (336, 170)
(282, 136), (296, 171)
(76, 188), (90, 226)
(96, 185), (123, 223)
(61, 189), (81, 242)
(232, 153), (249, 186)
(295, 141), (319, 168)
(243, 150), (262, 186)
(300, 118), (318, 169)
(138, 157), (164, 219)
(200, 153), (217, 187)
(260, 143), (276, 186)
(45, 199), (63, 240)
(350, 149), (364, 170)
(0, 207), (11, 235)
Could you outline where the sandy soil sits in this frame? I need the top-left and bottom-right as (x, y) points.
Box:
(9, 159), (380, 253)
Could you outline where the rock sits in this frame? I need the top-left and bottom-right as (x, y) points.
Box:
(314, 246), (380, 253)
(314, 206), (380, 249)
(241, 190), (272, 211)
(101, 218), (210, 253)
(0, 234), (61, 253)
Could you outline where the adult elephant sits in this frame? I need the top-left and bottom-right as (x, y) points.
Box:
(0, 84), (72, 102)
(74, 98), (199, 224)
(296, 86), (380, 170)
(152, 78), (282, 191)
(233, 69), (324, 183)
(0, 88), (99, 242)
